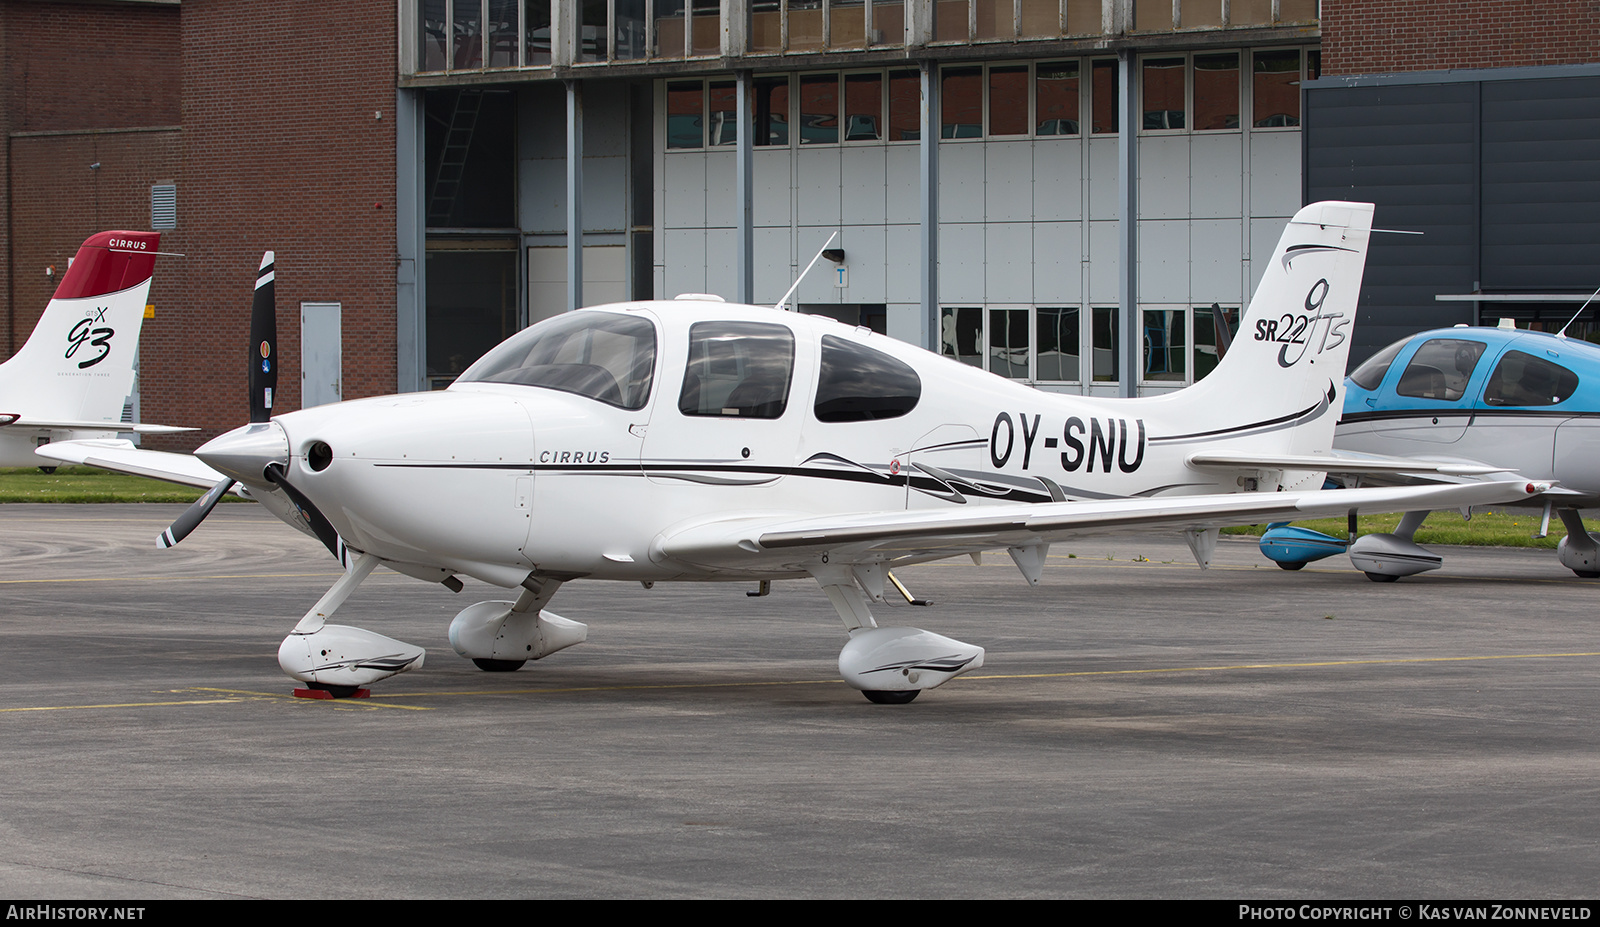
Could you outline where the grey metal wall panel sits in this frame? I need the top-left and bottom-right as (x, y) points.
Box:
(1481, 77), (1600, 290)
(1305, 82), (1479, 364)
(1190, 133), (1242, 220)
(886, 224), (920, 304)
(1138, 135), (1189, 220)
(841, 146), (888, 225)
(985, 222), (1033, 302)
(1032, 139), (1082, 223)
(796, 147), (843, 227)
(705, 149), (738, 229)
(752, 149), (793, 228)
(1137, 218), (1189, 302)
(663, 153), (707, 228)
(1032, 221), (1080, 303)
(984, 141), (1034, 223)
(939, 143), (985, 222)
(1190, 218), (1244, 303)
(885, 145), (920, 224)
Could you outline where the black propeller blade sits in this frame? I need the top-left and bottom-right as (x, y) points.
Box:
(157, 250), (277, 549)
(264, 462), (342, 561)
(249, 251), (277, 424)
(157, 477), (236, 549)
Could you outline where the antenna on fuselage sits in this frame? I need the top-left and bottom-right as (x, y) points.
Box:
(774, 231), (839, 312)
(1554, 282), (1600, 340)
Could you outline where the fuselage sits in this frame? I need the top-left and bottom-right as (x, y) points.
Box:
(1336, 325), (1600, 502)
(258, 299), (1345, 587)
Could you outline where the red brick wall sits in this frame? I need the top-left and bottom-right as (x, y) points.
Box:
(7, 131), (181, 355)
(1323, 0), (1600, 75)
(0, 0), (181, 361)
(145, 0), (398, 450)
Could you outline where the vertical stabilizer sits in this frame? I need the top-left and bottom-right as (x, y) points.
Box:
(1156, 202), (1374, 461)
(0, 231), (161, 425)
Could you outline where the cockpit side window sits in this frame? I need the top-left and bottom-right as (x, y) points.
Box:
(1483, 350), (1579, 407)
(814, 334), (921, 422)
(1348, 338), (1406, 391)
(456, 311), (656, 410)
(1395, 338), (1486, 401)
(678, 321), (795, 419)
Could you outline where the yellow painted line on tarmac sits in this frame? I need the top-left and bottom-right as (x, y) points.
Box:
(7, 653), (1594, 714)
(0, 572), (418, 585)
(0, 697), (250, 713)
(360, 678), (846, 700)
(185, 687), (437, 711)
(962, 650), (1600, 682)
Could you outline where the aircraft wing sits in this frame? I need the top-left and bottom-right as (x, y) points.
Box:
(36, 439), (233, 491)
(656, 479), (1546, 571)
(3, 417), (195, 434)
(1185, 451), (1509, 477)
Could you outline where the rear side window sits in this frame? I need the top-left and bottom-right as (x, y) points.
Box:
(1348, 338), (1406, 391)
(1396, 338), (1486, 401)
(814, 334), (921, 422)
(678, 321), (795, 419)
(1483, 350), (1579, 407)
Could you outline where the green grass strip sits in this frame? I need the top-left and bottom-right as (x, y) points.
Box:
(0, 466), (242, 504)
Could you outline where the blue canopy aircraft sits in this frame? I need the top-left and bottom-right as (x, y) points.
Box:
(1259, 320), (1600, 580)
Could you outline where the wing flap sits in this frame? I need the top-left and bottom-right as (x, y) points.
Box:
(1186, 451), (1508, 476)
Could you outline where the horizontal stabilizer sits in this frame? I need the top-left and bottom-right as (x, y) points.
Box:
(6, 417), (196, 434)
(37, 439), (234, 491)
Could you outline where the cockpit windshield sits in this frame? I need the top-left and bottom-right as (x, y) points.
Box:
(1348, 338), (1407, 391)
(456, 311), (656, 410)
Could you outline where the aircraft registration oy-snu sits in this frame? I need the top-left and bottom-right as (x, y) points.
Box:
(42, 202), (1547, 703)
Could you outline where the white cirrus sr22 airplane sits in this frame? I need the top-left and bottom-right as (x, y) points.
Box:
(42, 202), (1548, 703)
(0, 231), (193, 468)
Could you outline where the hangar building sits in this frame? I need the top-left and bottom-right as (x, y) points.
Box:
(0, 0), (1596, 446)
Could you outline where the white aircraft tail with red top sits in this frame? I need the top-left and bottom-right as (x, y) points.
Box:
(0, 230), (188, 466)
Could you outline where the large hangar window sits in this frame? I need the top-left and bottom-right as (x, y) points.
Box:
(423, 87), (518, 389)
(659, 53), (1322, 148)
(426, 244), (519, 389)
(749, 0), (906, 53)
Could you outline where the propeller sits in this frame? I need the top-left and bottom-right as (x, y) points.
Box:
(249, 251), (277, 425)
(156, 252), (277, 549)
(263, 461), (343, 562)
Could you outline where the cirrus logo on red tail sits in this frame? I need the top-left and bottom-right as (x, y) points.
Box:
(109, 238), (147, 250)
